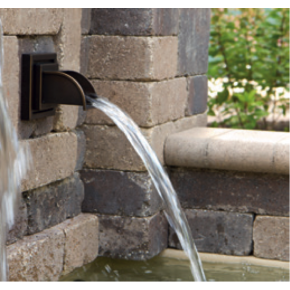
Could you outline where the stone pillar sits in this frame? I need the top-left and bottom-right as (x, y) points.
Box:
(80, 8), (211, 260)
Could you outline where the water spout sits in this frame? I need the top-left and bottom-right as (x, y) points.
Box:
(85, 94), (206, 281)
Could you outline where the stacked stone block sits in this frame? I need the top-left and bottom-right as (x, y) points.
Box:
(80, 8), (210, 260)
(0, 8), (99, 280)
(165, 128), (289, 261)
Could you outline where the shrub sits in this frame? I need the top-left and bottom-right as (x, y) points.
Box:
(208, 8), (289, 130)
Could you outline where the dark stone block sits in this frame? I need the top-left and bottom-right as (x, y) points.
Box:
(178, 8), (211, 75)
(152, 9), (179, 36)
(169, 209), (253, 255)
(98, 212), (168, 260)
(169, 169), (289, 216)
(90, 8), (179, 36)
(186, 75), (208, 115)
(80, 169), (163, 217)
(24, 173), (84, 235)
(7, 198), (28, 245)
(81, 8), (91, 35)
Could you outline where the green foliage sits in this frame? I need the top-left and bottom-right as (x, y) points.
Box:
(208, 8), (289, 130)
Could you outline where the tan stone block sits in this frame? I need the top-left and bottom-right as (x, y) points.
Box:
(207, 130), (288, 173)
(83, 124), (144, 171)
(55, 214), (99, 275)
(86, 78), (187, 127)
(2, 36), (19, 131)
(85, 35), (177, 80)
(253, 216), (289, 261)
(0, 8), (64, 35)
(21, 132), (82, 191)
(52, 9), (86, 132)
(83, 112), (207, 171)
(150, 78), (187, 125)
(7, 227), (65, 281)
(165, 127), (231, 168)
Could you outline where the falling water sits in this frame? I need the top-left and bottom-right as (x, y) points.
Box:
(86, 94), (206, 281)
(0, 19), (30, 281)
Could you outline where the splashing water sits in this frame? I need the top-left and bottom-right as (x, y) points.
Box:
(0, 19), (31, 281)
(86, 95), (206, 281)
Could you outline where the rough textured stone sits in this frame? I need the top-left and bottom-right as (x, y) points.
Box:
(83, 112), (207, 171)
(52, 9), (87, 132)
(169, 209), (253, 256)
(81, 8), (92, 34)
(55, 214), (99, 275)
(75, 129), (86, 171)
(85, 35), (178, 80)
(21, 132), (84, 191)
(98, 212), (168, 260)
(86, 78), (187, 127)
(2, 36), (19, 132)
(253, 216), (289, 261)
(7, 198), (27, 245)
(178, 8), (211, 75)
(186, 75), (208, 115)
(0, 8), (63, 35)
(23, 173), (84, 235)
(54, 8), (82, 71)
(90, 8), (179, 36)
(169, 169), (289, 216)
(274, 136), (290, 175)
(81, 169), (162, 217)
(7, 226), (65, 281)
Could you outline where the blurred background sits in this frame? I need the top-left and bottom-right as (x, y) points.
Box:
(207, 8), (289, 131)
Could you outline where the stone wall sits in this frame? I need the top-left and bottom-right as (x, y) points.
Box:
(165, 128), (289, 261)
(0, 8), (98, 280)
(80, 8), (210, 260)
(0, 8), (210, 280)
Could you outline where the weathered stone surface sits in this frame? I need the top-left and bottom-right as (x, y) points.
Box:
(90, 8), (179, 36)
(21, 132), (84, 191)
(2, 36), (19, 132)
(23, 173), (84, 235)
(7, 213), (98, 281)
(186, 75), (208, 115)
(83, 112), (207, 171)
(86, 78), (187, 127)
(85, 35), (178, 80)
(0, 8), (63, 35)
(55, 214), (99, 275)
(253, 216), (289, 261)
(169, 169), (289, 216)
(7, 198), (27, 245)
(81, 8), (92, 34)
(169, 209), (253, 256)
(98, 212), (168, 260)
(178, 8), (211, 75)
(81, 169), (162, 217)
(52, 9), (87, 132)
(274, 136), (290, 175)
(75, 129), (86, 171)
(7, 226), (65, 281)
(54, 8), (82, 71)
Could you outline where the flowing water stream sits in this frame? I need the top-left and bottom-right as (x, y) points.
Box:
(86, 95), (206, 281)
(0, 19), (30, 281)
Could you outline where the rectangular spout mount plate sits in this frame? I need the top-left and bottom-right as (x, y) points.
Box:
(21, 53), (59, 121)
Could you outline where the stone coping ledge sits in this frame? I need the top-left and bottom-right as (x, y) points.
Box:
(165, 128), (289, 175)
(160, 249), (290, 270)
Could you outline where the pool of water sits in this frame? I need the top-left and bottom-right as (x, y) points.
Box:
(60, 255), (289, 282)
